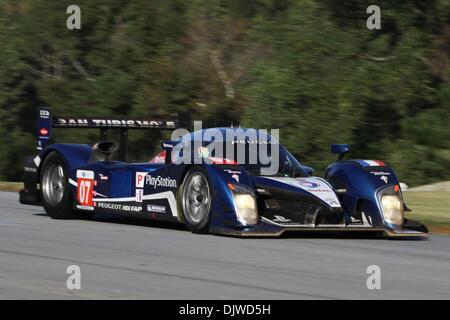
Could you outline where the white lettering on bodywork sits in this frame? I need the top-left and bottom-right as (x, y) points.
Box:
(266, 177), (341, 208)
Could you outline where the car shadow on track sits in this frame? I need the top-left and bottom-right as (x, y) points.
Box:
(33, 212), (428, 241)
(33, 212), (188, 232)
(279, 231), (426, 241)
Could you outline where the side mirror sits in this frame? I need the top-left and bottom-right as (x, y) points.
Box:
(161, 140), (181, 164)
(161, 140), (179, 151)
(331, 144), (350, 161)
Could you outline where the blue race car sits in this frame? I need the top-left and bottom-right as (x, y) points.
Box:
(19, 107), (428, 238)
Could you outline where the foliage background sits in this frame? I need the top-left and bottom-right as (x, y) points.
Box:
(0, 0), (448, 186)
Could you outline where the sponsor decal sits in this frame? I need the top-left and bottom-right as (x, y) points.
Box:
(296, 179), (331, 192)
(58, 118), (89, 126)
(231, 140), (278, 145)
(224, 169), (241, 174)
(145, 175), (177, 189)
(39, 128), (49, 136)
(56, 118), (176, 129)
(136, 172), (147, 188)
(95, 202), (126, 210)
(256, 188), (268, 195)
(99, 174), (109, 181)
(97, 202), (142, 212)
(297, 179), (320, 189)
(266, 177), (341, 208)
(76, 170), (94, 207)
(224, 169), (242, 180)
(121, 205), (142, 212)
(147, 204), (166, 214)
(135, 172), (148, 202)
(370, 171), (390, 184)
(39, 109), (50, 119)
(135, 189), (143, 202)
(92, 191), (178, 217)
(370, 171), (391, 176)
(77, 170), (94, 179)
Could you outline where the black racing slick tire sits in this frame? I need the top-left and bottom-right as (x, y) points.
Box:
(40, 151), (82, 219)
(180, 167), (213, 233)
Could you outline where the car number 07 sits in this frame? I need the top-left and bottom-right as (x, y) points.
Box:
(77, 178), (93, 206)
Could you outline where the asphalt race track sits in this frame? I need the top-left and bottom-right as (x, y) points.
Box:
(0, 191), (449, 299)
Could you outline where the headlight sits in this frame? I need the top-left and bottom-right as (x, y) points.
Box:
(380, 194), (404, 225)
(229, 184), (258, 225)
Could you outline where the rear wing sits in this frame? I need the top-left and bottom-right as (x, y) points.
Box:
(37, 107), (192, 161)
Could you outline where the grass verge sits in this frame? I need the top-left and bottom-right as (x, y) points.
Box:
(0, 182), (23, 192)
(403, 191), (450, 235)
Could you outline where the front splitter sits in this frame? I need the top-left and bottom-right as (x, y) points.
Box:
(210, 225), (428, 238)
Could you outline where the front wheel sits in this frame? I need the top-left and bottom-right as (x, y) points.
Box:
(40, 151), (83, 219)
(181, 167), (213, 233)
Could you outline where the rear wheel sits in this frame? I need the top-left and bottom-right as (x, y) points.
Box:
(40, 151), (82, 219)
(181, 167), (213, 233)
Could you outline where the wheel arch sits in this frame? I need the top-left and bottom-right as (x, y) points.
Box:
(175, 164), (195, 222)
(37, 144), (91, 184)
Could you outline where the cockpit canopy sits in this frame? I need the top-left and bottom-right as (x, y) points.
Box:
(159, 128), (309, 177)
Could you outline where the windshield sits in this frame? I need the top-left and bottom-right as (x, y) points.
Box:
(194, 139), (308, 177)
